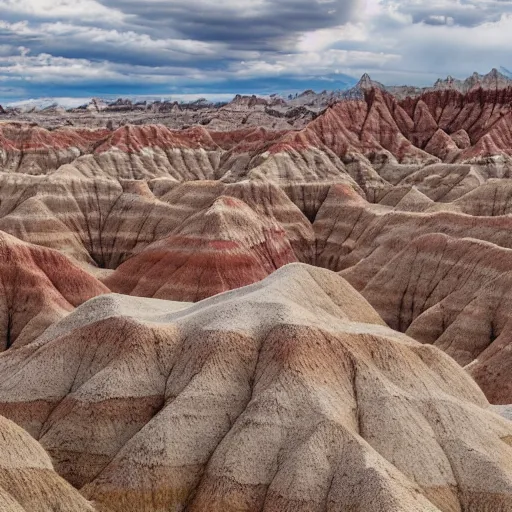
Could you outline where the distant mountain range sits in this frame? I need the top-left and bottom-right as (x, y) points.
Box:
(1, 68), (511, 115)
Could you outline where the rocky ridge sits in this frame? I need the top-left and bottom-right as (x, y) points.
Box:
(4, 69), (512, 130)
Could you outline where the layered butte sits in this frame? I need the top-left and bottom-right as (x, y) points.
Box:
(1, 81), (512, 510)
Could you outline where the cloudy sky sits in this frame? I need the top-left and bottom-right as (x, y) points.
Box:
(1, 0), (511, 101)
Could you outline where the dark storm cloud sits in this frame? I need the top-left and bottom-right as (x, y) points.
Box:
(98, 0), (362, 50)
(0, 27), (221, 68)
(0, 0), (369, 101)
(0, 0), (363, 78)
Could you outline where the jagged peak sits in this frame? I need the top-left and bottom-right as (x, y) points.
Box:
(357, 73), (374, 88)
(298, 89), (316, 97)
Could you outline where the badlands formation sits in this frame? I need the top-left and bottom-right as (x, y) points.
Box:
(2, 71), (512, 509)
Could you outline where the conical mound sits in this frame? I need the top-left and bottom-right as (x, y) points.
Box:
(104, 196), (297, 301)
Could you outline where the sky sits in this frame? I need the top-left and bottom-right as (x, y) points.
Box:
(1, 0), (512, 102)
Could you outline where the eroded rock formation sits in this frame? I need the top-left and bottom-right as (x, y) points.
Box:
(1, 79), (512, 510)
(1, 265), (512, 512)
(0, 232), (107, 351)
(0, 414), (95, 511)
(104, 196), (297, 301)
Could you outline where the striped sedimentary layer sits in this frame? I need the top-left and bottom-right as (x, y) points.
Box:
(0, 231), (107, 351)
(2, 85), (512, 415)
(3, 152), (512, 405)
(0, 122), (109, 175)
(2, 80), (512, 512)
(104, 196), (297, 301)
(0, 414), (95, 511)
(2, 86), (512, 193)
(357, 233), (512, 404)
(0, 173), (313, 270)
(309, 178), (512, 404)
(1, 265), (512, 512)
